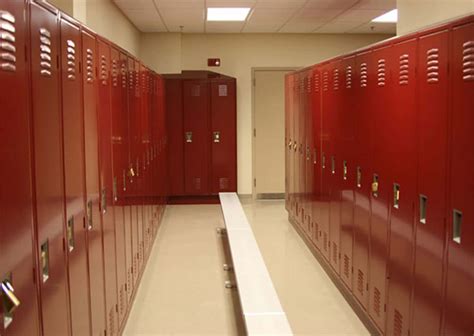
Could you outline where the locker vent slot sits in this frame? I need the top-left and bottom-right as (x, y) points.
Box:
(112, 59), (118, 87)
(360, 63), (368, 87)
(314, 73), (320, 92)
(0, 10), (16, 72)
(307, 75), (311, 93)
(191, 84), (201, 97)
(419, 195), (427, 224)
(314, 222), (319, 241)
(323, 71), (329, 91)
(100, 54), (108, 85)
(427, 48), (440, 84)
(394, 309), (403, 336)
(333, 68), (339, 90)
(452, 210), (462, 244)
(86, 48), (94, 84)
(346, 66), (352, 88)
(135, 69), (139, 88)
(119, 285), (124, 317)
(343, 254), (350, 278)
(373, 287), (381, 316)
(323, 232), (328, 251)
(39, 28), (52, 77)
(66, 40), (76, 81)
(194, 178), (201, 191)
(332, 242), (337, 264)
(377, 59), (386, 87)
(128, 68), (133, 88)
(121, 63), (126, 88)
(357, 270), (364, 295)
(399, 54), (409, 85)
(462, 41), (474, 81)
(108, 308), (115, 336)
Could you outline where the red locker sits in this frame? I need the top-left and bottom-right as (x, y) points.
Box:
(289, 73), (296, 218)
(352, 50), (372, 309)
(210, 78), (237, 193)
(165, 78), (184, 195)
(97, 37), (118, 336)
(311, 67), (322, 249)
(385, 38), (418, 336)
(411, 28), (449, 336)
(82, 27), (107, 336)
(304, 70), (313, 237)
(298, 72), (306, 227)
(285, 75), (290, 211)
(292, 73), (299, 222)
(368, 45), (392, 332)
(110, 46), (128, 325)
(443, 20), (474, 335)
(28, 2), (71, 335)
(0, 1), (40, 335)
(183, 80), (210, 195)
(327, 60), (342, 274)
(59, 13), (91, 336)
(319, 65), (331, 261)
(339, 55), (356, 290)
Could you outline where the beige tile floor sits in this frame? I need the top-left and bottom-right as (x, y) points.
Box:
(123, 200), (369, 336)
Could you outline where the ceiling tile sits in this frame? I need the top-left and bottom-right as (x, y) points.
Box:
(254, 0), (306, 9)
(350, 21), (396, 34)
(247, 8), (294, 21)
(154, 0), (204, 8)
(305, 0), (358, 10)
(355, 0), (396, 10)
(279, 21), (323, 33)
(206, 21), (246, 33)
(333, 9), (387, 22)
(206, 0), (256, 8)
(115, 0), (155, 10)
(315, 21), (361, 33)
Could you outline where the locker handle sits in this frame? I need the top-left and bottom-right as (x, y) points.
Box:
(356, 167), (362, 188)
(313, 148), (317, 164)
(452, 210), (462, 244)
(185, 131), (193, 143)
(122, 170), (127, 191)
(41, 241), (49, 283)
(331, 156), (336, 174)
(306, 146), (310, 161)
(113, 177), (118, 202)
(343, 161), (348, 180)
(393, 184), (400, 209)
(1, 276), (20, 329)
(67, 217), (75, 252)
(101, 188), (107, 214)
(322, 154), (326, 169)
(87, 200), (93, 230)
(372, 174), (379, 197)
(419, 195), (427, 224)
(213, 131), (221, 143)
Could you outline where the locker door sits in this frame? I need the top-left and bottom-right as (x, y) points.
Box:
(120, 52), (133, 305)
(127, 56), (139, 287)
(305, 71), (313, 237)
(311, 68), (322, 249)
(298, 73), (306, 227)
(165, 78), (184, 196)
(369, 45), (392, 332)
(285, 75), (290, 211)
(320, 66), (331, 261)
(443, 21), (474, 336)
(287, 74), (295, 217)
(340, 56), (356, 290)
(59, 15), (91, 336)
(97, 38), (118, 336)
(210, 78), (237, 194)
(110, 46), (128, 325)
(0, 2), (40, 335)
(352, 51), (372, 309)
(386, 39), (417, 336)
(411, 29), (449, 336)
(82, 28), (106, 336)
(183, 80), (210, 195)
(292, 74), (299, 219)
(328, 61), (342, 274)
(29, 3), (71, 335)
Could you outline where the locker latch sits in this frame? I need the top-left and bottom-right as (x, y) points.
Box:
(67, 217), (75, 252)
(288, 139), (292, 150)
(306, 146), (310, 161)
(213, 131), (221, 143)
(185, 131), (193, 143)
(1, 275), (20, 329)
(41, 241), (50, 283)
(372, 174), (379, 198)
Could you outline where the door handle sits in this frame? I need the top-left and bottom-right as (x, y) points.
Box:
(185, 131), (193, 143)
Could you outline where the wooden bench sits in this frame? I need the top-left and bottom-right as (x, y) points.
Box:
(218, 192), (293, 336)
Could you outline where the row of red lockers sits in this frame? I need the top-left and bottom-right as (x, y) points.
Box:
(285, 15), (473, 336)
(0, 1), (168, 336)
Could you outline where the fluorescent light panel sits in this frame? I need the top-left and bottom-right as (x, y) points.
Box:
(207, 8), (251, 21)
(372, 9), (398, 23)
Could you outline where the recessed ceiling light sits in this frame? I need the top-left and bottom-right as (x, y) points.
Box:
(207, 8), (251, 22)
(372, 9), (398, 23)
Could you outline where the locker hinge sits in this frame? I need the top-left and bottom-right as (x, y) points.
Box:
(62, 238), (66, 252)
(254, 178), (256, 187)
(253, 128), (256, 137)
(116, 304), (118, 313)
(125, 283), (127, 291)
(33, 267), (36, 284)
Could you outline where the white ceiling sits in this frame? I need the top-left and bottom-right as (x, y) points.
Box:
(113, 0), (396, 34)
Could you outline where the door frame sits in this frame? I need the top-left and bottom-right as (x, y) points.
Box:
(251, 67), (300, 200)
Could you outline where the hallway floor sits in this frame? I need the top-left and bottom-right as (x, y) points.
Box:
(123, 200), (369, 336)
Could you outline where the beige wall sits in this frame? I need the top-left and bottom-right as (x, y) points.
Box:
(141, 33), (392, 194)
(398, 0), (474, 35)
(48, 0), (140, 57)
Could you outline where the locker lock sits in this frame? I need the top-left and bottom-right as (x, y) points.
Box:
(185, 131), (193, 143)
(293, 142), (297, 152)
(288, 140), (292, 150)
(213, 131), (221, 143)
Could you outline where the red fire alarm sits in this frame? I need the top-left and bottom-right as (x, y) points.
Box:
(208, 58), (221, 67)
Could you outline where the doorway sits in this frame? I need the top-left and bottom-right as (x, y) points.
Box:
(252, 68), (297, 199)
